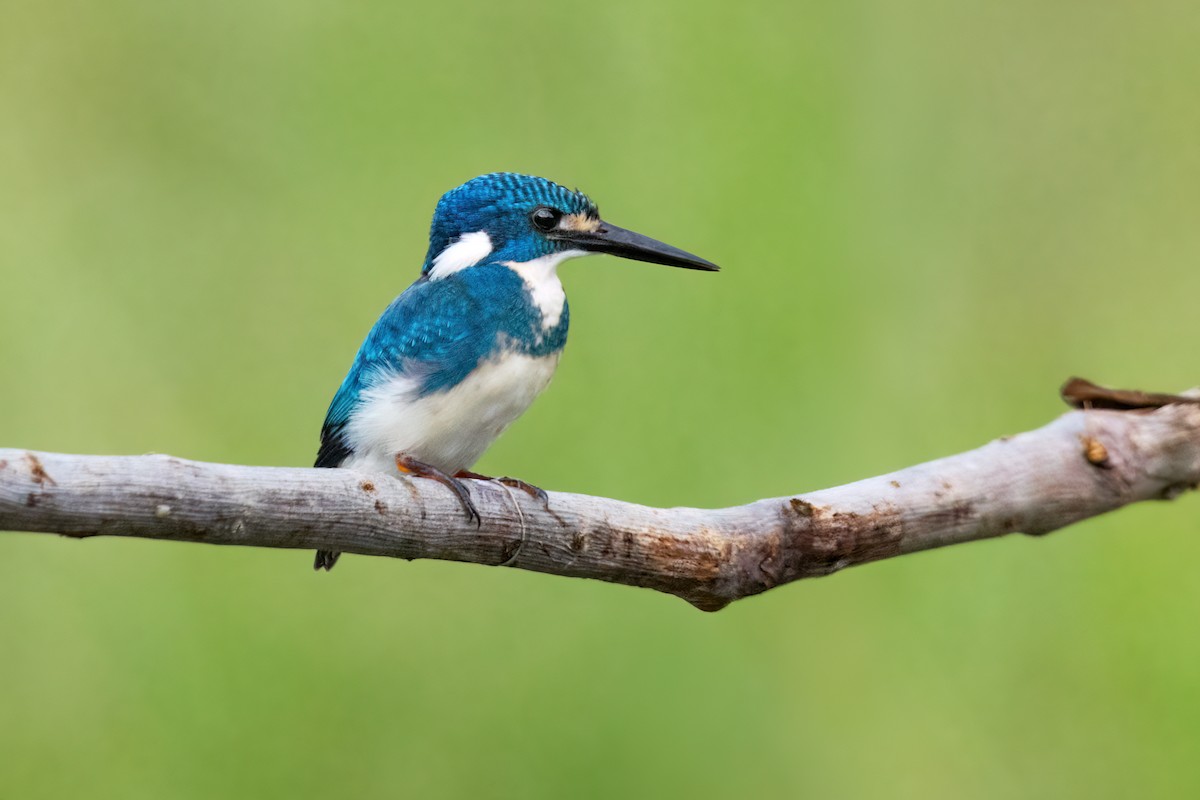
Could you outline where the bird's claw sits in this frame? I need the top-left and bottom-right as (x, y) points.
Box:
(495, 477), (549, 506)
(455, 470), (550, 509)
(395, 454), (481, 527)
(444, 477), (481, 527)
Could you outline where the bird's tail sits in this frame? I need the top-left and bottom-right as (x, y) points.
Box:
(313, 549), (341, 571)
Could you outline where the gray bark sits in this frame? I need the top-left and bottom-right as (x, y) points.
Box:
(2, 390), (1198, 610)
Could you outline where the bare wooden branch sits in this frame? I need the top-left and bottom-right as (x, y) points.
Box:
(2, 390), (1198, 610)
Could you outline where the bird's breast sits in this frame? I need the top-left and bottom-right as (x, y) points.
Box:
(342, 349), (561, 476)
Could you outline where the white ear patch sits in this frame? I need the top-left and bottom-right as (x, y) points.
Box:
(428, 231), (493, 279)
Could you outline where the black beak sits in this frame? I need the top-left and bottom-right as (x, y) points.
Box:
(555, 220), (719, 272)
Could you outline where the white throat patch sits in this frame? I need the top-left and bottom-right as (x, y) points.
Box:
(428, 231), (493, 279)
(504, 249), (586, 330)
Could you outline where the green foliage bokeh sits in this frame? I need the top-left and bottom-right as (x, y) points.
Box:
(2, 1), (1198, 797)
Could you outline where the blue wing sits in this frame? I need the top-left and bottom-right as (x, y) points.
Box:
(314, 274), (492, 468)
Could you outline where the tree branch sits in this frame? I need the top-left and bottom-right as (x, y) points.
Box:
(2, 382), (1198, 610)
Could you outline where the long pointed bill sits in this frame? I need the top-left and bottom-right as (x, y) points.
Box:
(554, 220), (719, 271)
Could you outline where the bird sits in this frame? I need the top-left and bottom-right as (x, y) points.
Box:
(313, 172), (718, 570)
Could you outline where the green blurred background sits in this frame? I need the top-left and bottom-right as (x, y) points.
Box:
(2, 1), (1198, 797)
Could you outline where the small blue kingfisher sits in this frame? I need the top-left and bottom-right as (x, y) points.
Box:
(313, 172), (717, 570)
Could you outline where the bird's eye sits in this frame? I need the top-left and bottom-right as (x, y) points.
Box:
(531, 206), (562, 232)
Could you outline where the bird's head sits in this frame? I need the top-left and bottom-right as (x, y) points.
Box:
(421, 172), (718, 278)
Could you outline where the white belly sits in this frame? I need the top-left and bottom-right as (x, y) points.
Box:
(341, 351), (560, 476)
